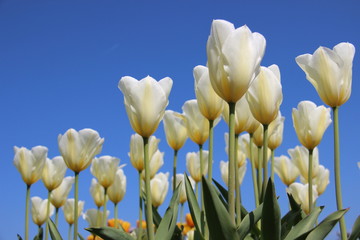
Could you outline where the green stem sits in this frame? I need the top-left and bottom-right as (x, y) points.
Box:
(270, 150), (275, 181)
(96, 206), (101, 227)
(25, 184), (30, 240)
(103, 187), (108, 226)
(180, 203), (184, 223)
(228, 102), (236, 225)
(235, 134), (241, 226)
(73, 171), (79, 240)
(45, 190), (51, 240)
(195, 182), (199, 201)
(333, 107), (347, 240)
(114, 203), (118, 229)
(143, 136), (154, 240)
(257, 147), (263, 202)
(262, 124), (269, 200)
(308, 149), (314, 213)
(55, 208), (59, 227)
(138, 171), (143, 240)
(208, 119), (214, 181)
(173, 149), (178, 193)
(68, 224), (72, 240)
(199, 144), (204, 212)
(249, 134), (259, 207)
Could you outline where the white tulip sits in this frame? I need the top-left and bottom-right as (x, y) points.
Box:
(288, 146), (319, 182)
(91, 155), (120, 189)
(129, 134), (160, 172)
(274, 155), (299, 186)
(31, 197), (54, 226)
(141, 150), (164, 180)
(287, 182), (318, 214)
(186, 151), (209, 182)
(163, 110), (188, 151)
(90, 178), (105, 208)
(42, 156), (67, 191)
(107, 167), (127, 204)
(51, 176), (75, 208)
(150, 172), (169, 207)
(63, 199), (84, 225)
(312, 165), (330, 196)
(172, 174), (195, 204)
(83, 209), (109, 228)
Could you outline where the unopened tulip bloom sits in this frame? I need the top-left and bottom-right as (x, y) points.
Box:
(182, 99), (210, 146)
(90, 178), (105, 208)
(296, 42), (355, 107)
(222, 97), (260, 134)
(108, 167), (127, 204)
(194, 65), (225, 120)
(141, 150), (164, 180)
(118, 76), (173, 138)
(186, 151), (209, 183)
(224, 133), (247, 167)
(42, 156), (67, 191)
(274, 155), (299, 186)
(83, 209), (109, 228)
(91, 156), (120, 189)
(172, 174), (195, 204)
(246, 65), (283, 125)
(312, 165), (330, 196)
(51, 176), (75, 209)
(129, 134), (160, 172)
(63, 199), (85, 225)
(268, 112), (285, 150)
(31, 197), (54, 227)
(206, 19), (266, 103)
(150, 172), (169, 207)
(288, 146), (319, 181)
(14, 146), (48, 186)
(220, 160), (247, 187)
(287, 183), (318, 214)
(292, 101), (332, 150)
(163, 110), (188, 151)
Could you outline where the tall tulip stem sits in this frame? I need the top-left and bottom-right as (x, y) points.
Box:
(55, 208), (59, 227)
(68, 224), (72, 240)
(208, 119), (214, 180)
(249, 135), (259, 207)
(262, 124), (269, 200)
(173, 149), (178, 193)
(199, 144), (204, 212)
(235, 134), (241, 226)
(143, 136), (154, 240)
(308, 149), (314, 213)
(270, 150), (275, 181)
(180, 203), (184, 224)
(103, 187), (108, 226)
(114, 203), (119, 229)
(138, 171), (143, 240)
(25, 184), (30, 240)
(333, 107), (347, 240)
(257, 147), (263, 201)
(228, 102), (236, 224)
(73, 171), (79, 240)
(45, 190), (51, 240)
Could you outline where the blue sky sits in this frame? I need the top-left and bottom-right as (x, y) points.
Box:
(1, 1), (359, 239)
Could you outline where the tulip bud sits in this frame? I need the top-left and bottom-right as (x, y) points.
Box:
(51, 176), (74, 208)
(83, 209), (109, 228)
(163, 110), (188, 151)
(107, 167), (127, 204)
(288, 146), (319, 182)
(252, 124), (264, 147)
(63, 198), (84, 225)
(224, 133), (246, 167)
(312, 165), (330, 196)
(172, 174), (195, 204)
(292, 101), (331, 150)
(274, 155), (299, 186)
(141, 150), (164, 180)
(91, 155), (120, 189)
(13, 145), (48, 186)
(118, 76), (173, 137)
(207, 20), (266, 103)
(42, 156), (67, 191)
(220, 160), (247, 187)
(268, 112), (285, 150)
(31, 197), (54, 227)
(186, 151), (209, 182)
(90, 178), (105, 208)
(58, 128), (104, 173)
(287, 182), (318, 214)
(150, 172), (169, 207)
(129, 134), (160, 172)
(296, 42), (355, 107)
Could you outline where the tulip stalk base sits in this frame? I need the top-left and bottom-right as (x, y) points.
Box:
(249, 135), (259, 207)
(73, 171), (79, 240)
(55, 208), (59, 227)
(333, 107), (347, 240)
(228, 102), (236, 225)
(270, 150), (275, 181)
(235, 134), (241, 226)
(261, 124), (269, 202)
(114, 203), (118, 229)
(68, 224), (72, 240)
(103, 188), (108, 226)
(208, 119), (214, 180)
(257, 147), (263, 201)
(308, 149), (314, 213)
(138, 171), (143, 240)
(25, 184), (30, 240)
(45, 190), (51, 240)
(173, 150), (178, 193)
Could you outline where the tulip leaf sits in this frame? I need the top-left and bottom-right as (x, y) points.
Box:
(261, 178), (281, 240)
(155, 184), (181, 240)
(86, 226), (134, 240)
(212, 178), (229, 202)
(237, 202), (263, 239)
(47, 219), (63, 240)
(184, 173), (204, 239)
(78, 233), (85, 240)
(287, 193), (302, 212)
(202, 176), (238, 240)
(17, 234), (23, 240)
(281, 208), (302, 239)
(283, 206), (323, 240)
(33, 227), (43, 240)
(349, 215), (360, 240)
(304, 208), (348, 239)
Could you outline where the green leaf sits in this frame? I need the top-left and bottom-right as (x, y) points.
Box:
(86, 226), (134, 240)
(261, 178), (281, 240)
(47, 219), (63, 240)
(184, 173), (204, 239)
(281, 208), (302, 239)
(283, 206), (323, 240)
(349, 215), (360, 240)
(17, 234), (23, 240)
(155, 184), (181, 240)
(304, 208), (348, 239)
(237, 203), (263, 239)
(33, 227), (43, 240)
(287, 193), (301, 212)
(78, 233), (85, 240)
(202, 176), (238, 240)
(212, 178), (228, 202)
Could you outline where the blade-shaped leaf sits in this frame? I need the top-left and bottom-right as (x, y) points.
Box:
(47, 219), (63, 240)
(33, 227), (43, 240)
(185, 173), (204, 239)
(17, 234), (23, 240)
(284, 206), (323, 240)
(237, 203), (263, 239)
(261, 178), (281, 240)
(213, 178), (228, 203)
(287, 193), (302, 212)
(349, 215), (360, 240)
(78, 233), (85, 240)
(202, 176), (238, 240)
(281, 208), (302, 239)
(304, 208), (348, 239)
(155, 184), (181, 240)
(86, 227), (134, 240)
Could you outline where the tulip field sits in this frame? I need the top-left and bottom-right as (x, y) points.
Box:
(2, 2), (360, 240)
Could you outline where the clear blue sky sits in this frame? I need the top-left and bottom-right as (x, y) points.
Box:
(1, 1), (359, 239)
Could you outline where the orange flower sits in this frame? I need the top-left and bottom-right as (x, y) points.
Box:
(186, 213), (194, 228)
(107, 218), (131, 232)
(86, 235), (103, 240)
(136, 220), (147, 229)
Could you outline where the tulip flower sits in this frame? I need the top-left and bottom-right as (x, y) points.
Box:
(288, 146), (319, 181)
(172, 174), (195, 205)
(163, 110), (188, 151)
(90, 178), (105, 208)
(311, 165), (330, 196)
(31, 197), (54, 227)
(51, 176), (74, 226)
(220, 160), (247, 187)
(129, 134), (160, 172)
(292, 101), (331, 150)
(287, 182), (318, 215)
(268, 112), (285, 180)
(63, 199), (84, 240)
(118, 75), (173, 138)
(186, 151), (209, 183)
(83, 209), (110, 228)
(274, 155), (299, 186)
(14, 145), (47, 240)
(141, 150), (164, 180)
(150, 172), (169, 208)
(296, 42), (355, 108)
(107, 167), (127, 229)
(224, 133), (247, 168)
